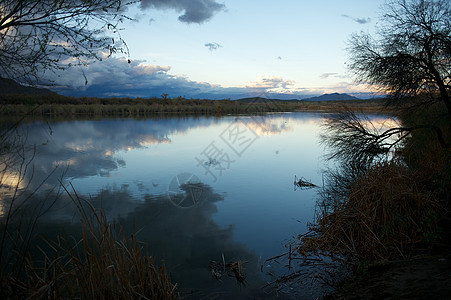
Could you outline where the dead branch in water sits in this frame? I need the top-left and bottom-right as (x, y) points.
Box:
(294, 175), (318, 190)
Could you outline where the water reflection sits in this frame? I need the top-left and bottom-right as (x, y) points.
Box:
(3, 117), (218, 189)
(23, 182), (268, 298)
(7, 114), (319, 193)
(1, 112), (328, 298)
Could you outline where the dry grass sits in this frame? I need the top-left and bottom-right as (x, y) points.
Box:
(0, 189), (179, 299)
(299, 99), (450, 261)
(300, 160), (447, 260)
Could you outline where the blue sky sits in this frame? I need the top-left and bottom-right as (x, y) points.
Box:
(50, 0), (386, 99)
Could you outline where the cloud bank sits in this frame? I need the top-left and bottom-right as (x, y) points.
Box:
(45, 58), (375, 100)
(139, 0), (225, 24)
(47, 58), (310, 99)
(50, 58), (212, 98)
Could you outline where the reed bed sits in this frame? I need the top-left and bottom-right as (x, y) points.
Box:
(300, 160), (447, 260)
(299, 100), (450, 261)
(0, 189), (179, 299)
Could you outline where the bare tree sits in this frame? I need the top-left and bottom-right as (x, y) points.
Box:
(302, 0), (451, 265)
(0, 0), (132, 84)
(325, 0), (451, 165)
(348, 0), (451, 116)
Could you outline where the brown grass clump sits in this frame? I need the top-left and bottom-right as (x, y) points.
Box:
(300, 160), (446, 260)
(0, 192), (179, 299)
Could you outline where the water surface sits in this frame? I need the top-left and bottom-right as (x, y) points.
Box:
(2, 112), (330, 298)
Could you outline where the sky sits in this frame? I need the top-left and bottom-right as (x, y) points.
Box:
(49, 0), (387, 100)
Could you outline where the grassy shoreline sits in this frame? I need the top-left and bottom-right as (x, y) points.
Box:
(299, 101), (451, 298)
(0, 94), (388, 116)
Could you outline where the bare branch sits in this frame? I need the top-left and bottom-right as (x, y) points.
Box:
(347, 0), (451, 116)
(0, 0), (133, 84)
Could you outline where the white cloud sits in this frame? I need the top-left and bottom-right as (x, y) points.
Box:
(245, 76), (295, 90)
(135, 63), (171, 75)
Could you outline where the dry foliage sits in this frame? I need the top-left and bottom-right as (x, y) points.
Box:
(300, 160), (446, 260)
(0, 191), (179, 299)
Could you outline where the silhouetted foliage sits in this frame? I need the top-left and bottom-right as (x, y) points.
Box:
(325, 0), (451, 172)
(300, 0), (451, 263)
(348, 0), (451, 116)
(321, 110), (410, 171)
(0, 0), (132, 84)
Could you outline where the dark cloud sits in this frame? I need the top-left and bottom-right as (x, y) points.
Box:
(204, 42), (222, 51)
(341, 14), (371, 24)
(139, 0), (225, 24)
(277, 56), (282, 60)
(45, 58), (314, 100)
(47, 57), (211, 98)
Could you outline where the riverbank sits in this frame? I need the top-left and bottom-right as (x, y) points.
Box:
(297, 100), (451, 299)
(0, 93), (387, 116)
(326, 255), (451, 299)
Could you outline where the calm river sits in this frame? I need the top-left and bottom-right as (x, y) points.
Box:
(2, 112), (357, 298)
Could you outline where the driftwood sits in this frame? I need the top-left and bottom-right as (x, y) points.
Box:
(294, 175), (318, 190)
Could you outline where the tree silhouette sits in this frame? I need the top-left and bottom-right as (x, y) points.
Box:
(311, 2), (451, 262)
(0, 0), (132, 84)
(322, 0), (450, 189)
(348, 0), (450, 116)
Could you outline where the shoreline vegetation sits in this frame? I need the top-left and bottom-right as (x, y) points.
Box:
(0, 93), (388, 116)
(299, 100), (451, 298)
(0, 187), (179, 299)
(1, 0), (448, 298)
(1, 93), (448, 299)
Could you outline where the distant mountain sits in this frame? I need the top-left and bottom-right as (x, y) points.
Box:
(236, 97), (300, 103)
(0, 77), (54, 95)
(301, 93), (360, 101)
(236, 93), (362, 103)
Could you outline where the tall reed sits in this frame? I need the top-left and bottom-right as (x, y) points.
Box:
(300, 160), (445, 260)
(1, 186), (179, 299)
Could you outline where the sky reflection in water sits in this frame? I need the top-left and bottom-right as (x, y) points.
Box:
(3, 112), (328, 298)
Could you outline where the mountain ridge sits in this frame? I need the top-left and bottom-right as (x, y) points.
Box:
(300, 92), (360, 101)
(236, 93), (361, 103)
(0, 77), (55, 95)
